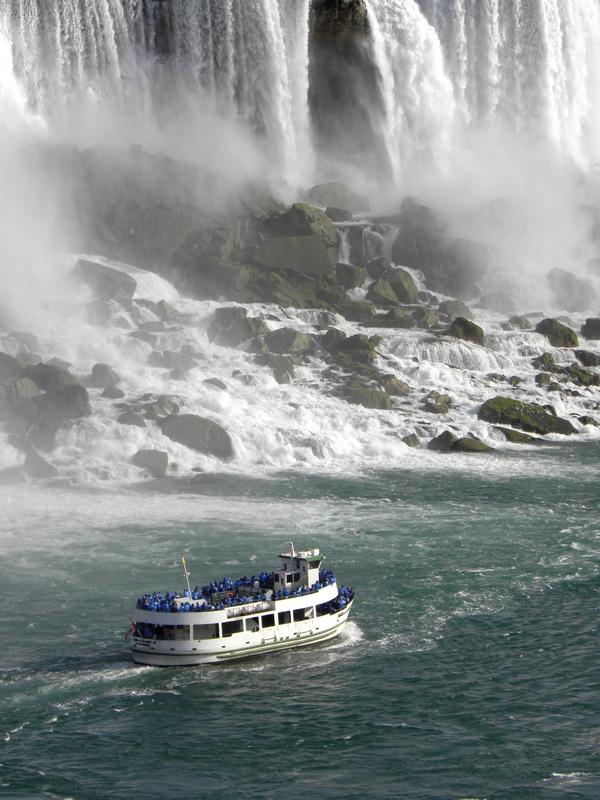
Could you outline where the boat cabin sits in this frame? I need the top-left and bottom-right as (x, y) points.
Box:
(273, 544), (323, 592)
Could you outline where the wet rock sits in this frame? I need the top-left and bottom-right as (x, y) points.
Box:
(159, 414), (234, 459)
(546, 267), (597, 311)
(7, 331), (40, 352)
(335, 262), (365, 289)
(578, 415), (598, 426)
(581, 318), (600, 340)
(255, 353), (295, 384)
(0, 376), (41, 406)
(427, 430), (458, 452)
(304, 182), (369, 213)
(345, 301), (376, 323)
(129, 330), (157, 347)
(118, 411), (146, 428)
(380, 375), (411, 396)
(402, 433), (419, 448)
(0, 352), (23, 381)
(22, 363), (82, 392)
(531, 352), (557, 371)
(208, 306), (269, 348)
(144, 396), (180, 420)
(341, 384), (392, 409)
(203, 378), (227, 391)
(504, 315), (531, 330)
(561, 364), (599, 387)
(155, 300), (178, 322)
(387, 268), (418, 304)
(132, 449), (169, 478)
(102, 386), (125, 399)
(452, 436), (494, 453)
(89, 363), (120, 389)
(494, 426), (539, 444)
(74, 258), (136, 306)
(422, 390), (451, 415)
(574, 349), (600, 367)
(447, 317), (484, 346)
(535, 372), (554, 386)
(325, 207), (353, 223)
(366, 257), (391, 280)
(337, 333), (381, 365)
(366, 278), (398, 306)
(536, 318), (579, 348)
(320, 327), (347, 352)
(263, 327), (315, 355)
(139, 320), (165, 333)
(438, 299), (471, 321)
(372, 309), (414, 329)
(478, 396), (576, 435)
(412, 307), (439, 329)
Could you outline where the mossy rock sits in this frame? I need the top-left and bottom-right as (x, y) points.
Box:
(506, 315), (531, 330)
(578, 415), (598, 426)
(412, 307), (440, 329)
(254, 234), (335, 279)
(561, 364), (599, 387)
(427, 430), (458, 451)
(531, 352), (556, 371)
(574, 349), (600, 367)
(345, 301), (376, 323)
(535, 372), (554, 386)
(342, 386), (392, 410)
(366, 278), (398, 306)
(255, 354), (295, 384)
(402, 433), (419, 448)
(380, 374), (411, 396)
(447, 317), (484, 346)
(371, 308), (415, 329)
(422, 390), (451, 414)
(387, 269), (418, 304)
(320, 327), (347, 352)
(438, 299), (472, 321)
(536, 318), (578, 348)
(208, 307), (269, 348)
(494, 426), (539, 444)
(478, 396), (576, 435)
(452, 436), (493, 453)
(262, 328), (315, 355)
(336, 262), (366, 290)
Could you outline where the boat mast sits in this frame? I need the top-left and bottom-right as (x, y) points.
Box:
(181, 555), (193, 597)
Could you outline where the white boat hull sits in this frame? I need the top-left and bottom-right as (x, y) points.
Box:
(131, 600), (353, 667)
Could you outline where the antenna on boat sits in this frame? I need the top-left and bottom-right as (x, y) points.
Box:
(181, 555), (192, 597)
(288, 541), (295, 556)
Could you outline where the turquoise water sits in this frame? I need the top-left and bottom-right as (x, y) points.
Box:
(1, 444), (599, 799)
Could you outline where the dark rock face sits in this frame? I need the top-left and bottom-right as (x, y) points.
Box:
(208, 307), (269, 348)
(366, 278), (398, 306)
(391, 197), (488, 297)
(546, 267), (597, 311)
(447, 317), (484, 346)
(495, 426), (539, 444)
(102, 386), (125, 399)
(255, 353), (295, 384)
(536, 318), (579, 348)
(320, 327), (347, 352)
(387, 269), (418, 304)
(74, 258), (136, 305)
(427, 430), (458, 451)
(0, 352), (23, 381)
(32, 384), (92, 425)
(118, 411), (146, 428)
(158, 414), (234, 459)
(478, 396), (576, 435)
(336, 262), (365, 289)
(341, 385), (392, 409)
(22, 363), (82, 392)
(132, 449), (168, 478)
(309, 0), (389, 177)
(581, 318), (600, 340)
(366, 257), (391, 280)
(262, 328), (315, 355)
(89, 363), (120, 388)
(574, 349), (600, 367)
(452, 436), (493, 453)
(325, 207), (353, 223)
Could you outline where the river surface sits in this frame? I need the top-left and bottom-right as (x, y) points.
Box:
(1, 442), (599, 799)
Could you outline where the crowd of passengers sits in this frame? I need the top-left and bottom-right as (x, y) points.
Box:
(136, 569), (341, 613)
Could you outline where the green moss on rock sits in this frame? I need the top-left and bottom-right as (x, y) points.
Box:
(536, 318), (578, 348)
(478, 396), (576, 435)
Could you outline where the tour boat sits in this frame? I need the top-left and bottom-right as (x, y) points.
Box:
(128, 544), (354, 665)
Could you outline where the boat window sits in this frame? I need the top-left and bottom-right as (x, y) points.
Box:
(293, 572), (300, 581)
(193, 623), (219, 640)
(286, 574), (293, 584)
(309, 560), (320, 569)
(222, 620), (243, 637)
(278, 610), (291, 625)
(262, 614), (275, 628)
(293, 607), (314, 622)
(274, 574), (280, 583)
(145, 624), (190, 641)
(316, 602), (331, 617)
(245, 616), (260, 632)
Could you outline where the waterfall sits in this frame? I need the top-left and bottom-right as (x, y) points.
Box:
(1, 0), (600, 186)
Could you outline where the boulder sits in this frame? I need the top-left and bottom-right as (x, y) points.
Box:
(24, 449), (59, 479)
(412, 307), (439, 329)
(118, 411), (146, 428)
(342, 385), (392, 409)
(478, 396), (576, 435)
(34, 384), (92, 423)
(74, 258), (136, 305)
(336, 262), (366, 289)
(208, 306), (269, 348)
(531, 352), (556, 371)
(337, 334), (381, 358)
(132, 449), (169, 478)
(581, 318), (600, 340)
(387, 269), (418, 304)
(155, 300), (178, 322)
(536, 318), (578, 348)
(143, 396), (180, 420)
(402, 433), (419, 448)
(574, 349), (600, 367)
(561, 364), (599, 387)
(304, 182), (369, 213)
(22, 363), (82, 392)
(203, 378), (227, 391)
(579, 415), (598, 426)
(546, 267), (597, 311)
(0, 352), (23, 381)
(372, 309), (414, 329)
(446, 317), (484, 346)
(262, 328), (315, 355)
(505, 315), (531, 330)
(427, 430), (458, 451)
(422, 390), (451, 415)
(535, 372), (554, 387)
(438, 299), (471, 321)
(89, 363), (120, 389)
(380, 375), (410, 396)
(366, 278), (398, 306)
(0, 377), (41, 406)
(494, 426), (538, 444)
(255, 354), (295, 384)
(345, 301), (376, 323)
(325, 207), (353, 223)
(158, 414), (234, 459)
(452, 436), (494, 453)
(320, 328), (347, 352)
(366, 257), (391, 281)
